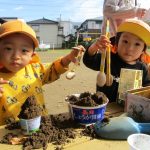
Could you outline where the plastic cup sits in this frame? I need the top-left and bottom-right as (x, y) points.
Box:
(127, 133), (150, 150)
(20, 116), (41, 135)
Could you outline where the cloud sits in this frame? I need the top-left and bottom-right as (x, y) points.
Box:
(139, 0), (150, 9)
(14, 6), (24, 10)
(62, 0), (103, 22)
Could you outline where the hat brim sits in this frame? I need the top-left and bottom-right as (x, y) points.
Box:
(117, 19), (150, 46)
(0, 31), (39, 48)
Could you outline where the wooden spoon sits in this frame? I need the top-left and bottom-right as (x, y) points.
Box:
(96, 50), (106, 86)
(97, 19), (110, 87)
(106, 44), (113, 86)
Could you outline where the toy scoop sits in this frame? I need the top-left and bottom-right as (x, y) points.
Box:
(94, 116), (150, 140)
(66, 70), (76, 80)
(66, 46), (84, 80)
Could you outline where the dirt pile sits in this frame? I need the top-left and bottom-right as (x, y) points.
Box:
(0, 114), (81, 150)
(66, 91), (107, 107)
(23, 115), (81, 150)
(18, 95), (41, 119)
(0, 92), (109, 149)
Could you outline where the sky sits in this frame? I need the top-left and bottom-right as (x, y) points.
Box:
(0, 0), (150, 22)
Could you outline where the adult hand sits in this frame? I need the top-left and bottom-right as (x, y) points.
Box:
(136, 8), (146, 18)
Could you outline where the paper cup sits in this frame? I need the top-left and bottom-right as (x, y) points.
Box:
(127, 133), (150, 150)
(20, 116), (41, 135)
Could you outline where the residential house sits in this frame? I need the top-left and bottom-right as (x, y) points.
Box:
(0, 17), (18, 25)
(78, 17), (103, 40)
(59, 20), (81, 43)
(27, 17), (64, 49)
(0, 18), (6, 24)
(1, 17), (105, 48)
(0, 17), (18, 22)
(59, 20), (81, 36)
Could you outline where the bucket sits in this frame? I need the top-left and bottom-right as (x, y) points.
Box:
(67, 94), (109, 125)
(20, 116), (41, 134)
(127, 133), (150, 150)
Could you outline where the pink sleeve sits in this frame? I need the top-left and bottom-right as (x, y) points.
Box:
(110, 7), (137, 20)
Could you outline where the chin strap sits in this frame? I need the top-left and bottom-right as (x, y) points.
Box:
(29, 53), (41, 64)
(140, 52), (150, 64)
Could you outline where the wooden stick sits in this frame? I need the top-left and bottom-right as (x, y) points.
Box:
(105, 20), (112, 86)
(106, 45), (111, 85)
(100, 50), (106, 73)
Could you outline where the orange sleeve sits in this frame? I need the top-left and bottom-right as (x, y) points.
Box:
(141, 53), (150, 64)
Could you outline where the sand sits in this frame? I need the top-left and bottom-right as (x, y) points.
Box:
(38, 51), (97, 115)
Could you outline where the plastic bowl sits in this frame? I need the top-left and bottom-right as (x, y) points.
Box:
(127, 133), (150, 150)
(67, 94), (109, 125)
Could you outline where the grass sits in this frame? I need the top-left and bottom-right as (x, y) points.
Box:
(37, 49), (73, 62)
(37, 49), (71, 54)
(49, 49), (71, 53)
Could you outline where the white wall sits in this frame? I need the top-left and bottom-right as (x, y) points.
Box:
(32, 24), (63, 48)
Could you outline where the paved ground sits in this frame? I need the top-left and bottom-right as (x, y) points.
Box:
(38, 51), (97, 114)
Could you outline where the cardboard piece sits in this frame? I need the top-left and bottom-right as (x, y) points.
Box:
(125, 86), (150, 122)
(117, 68), (142, 105)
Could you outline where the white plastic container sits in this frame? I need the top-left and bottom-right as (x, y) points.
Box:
(20, 116), (41, 135)
(127, 133), (150, 150)
(67, 94), (109, 125)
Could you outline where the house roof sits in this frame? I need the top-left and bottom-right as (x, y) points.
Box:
(27, 17), (58, 24)
(82, 17), (103, 24)
(86, 16), (103, 21)
(78, 16), (103, 29)
(1, 17), (18, 20)
(0, 17), (18, 24)
(0, 18), (7, 24)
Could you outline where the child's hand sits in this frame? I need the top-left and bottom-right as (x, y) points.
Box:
(0, 78), (9, 98)
(70, 45), (85, 63)
(88, 35), (111, 56)
(61, 45), (85, 67)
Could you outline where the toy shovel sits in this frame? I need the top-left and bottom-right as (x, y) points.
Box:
(94, 116), (150, 140)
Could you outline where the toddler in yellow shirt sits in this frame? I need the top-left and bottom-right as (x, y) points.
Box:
(0, 20), (84, 125)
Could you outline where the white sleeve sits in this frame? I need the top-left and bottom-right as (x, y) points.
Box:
(103, 0), (120, 14)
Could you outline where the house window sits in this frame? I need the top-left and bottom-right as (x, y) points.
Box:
(95, 21), (100, 24)
(91, 22), (95, 28)
(31, 25), (40, 32)
(74, 25), (78, 29)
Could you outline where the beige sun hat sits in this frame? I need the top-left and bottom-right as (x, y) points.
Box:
(117, 19), (150, 46)
(0, 20), (39, 48)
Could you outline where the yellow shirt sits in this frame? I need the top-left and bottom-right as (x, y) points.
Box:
(0, 58), (68, 125)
